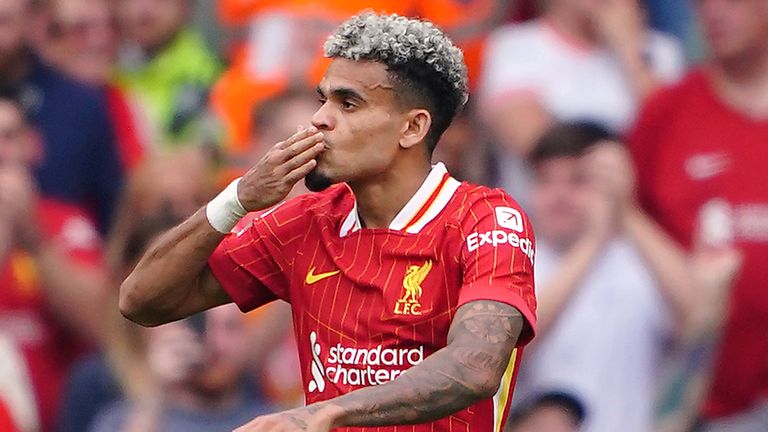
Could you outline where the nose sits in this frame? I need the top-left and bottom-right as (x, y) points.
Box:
(311, 102), (334, 131)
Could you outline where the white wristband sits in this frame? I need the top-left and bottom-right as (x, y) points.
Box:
(206, 177), (248, 233)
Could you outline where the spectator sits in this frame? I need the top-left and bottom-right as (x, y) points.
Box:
(508, 390), (586, 432)
(515, 122), (698, 432)
(106, 147), (215, 271)
(479, 0), (684, 207)
(57, 212), (184, 432)
(0, 0), (124, 233)
(629, 0), (768, 430)
(44, 0), (146, 171)
(116, 0), (221, 148)
(89, 303), (274, 432)
(0, 95), (109, 431)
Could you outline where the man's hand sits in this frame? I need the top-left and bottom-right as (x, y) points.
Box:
(0, 165), (41, 251)
(593, 0), (645, 60)
(237, 126), (325, 212)
(234, 404), (342, 432)
(146, 322), (206, 386)
(580, 141), (637, 240)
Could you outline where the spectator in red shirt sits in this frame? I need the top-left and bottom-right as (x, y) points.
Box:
(629, 0), (768, 430)
(0, 95), (109, 432)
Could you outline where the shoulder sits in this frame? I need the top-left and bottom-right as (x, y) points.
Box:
(652, 68), (708, 106)
(166, 28), (222, 77)
(454, 182), (526, 212)
(634, 68), (707, 129)
(37, 199), (101, 249)
(451, 183), (530, 229)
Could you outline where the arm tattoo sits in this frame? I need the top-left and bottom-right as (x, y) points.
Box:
(322, 300), (525, 427)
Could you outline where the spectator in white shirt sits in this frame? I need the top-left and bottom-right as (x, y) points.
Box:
(515, 122), (696, 432)
(478, 0), (684, 206)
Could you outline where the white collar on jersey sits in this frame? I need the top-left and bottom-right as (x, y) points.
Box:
(339, 162), (462, 237)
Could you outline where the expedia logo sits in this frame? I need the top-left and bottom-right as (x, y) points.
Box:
(394, 260), (432, 316)
(306, 331), (424, 391)
(466, 230), (535, 265)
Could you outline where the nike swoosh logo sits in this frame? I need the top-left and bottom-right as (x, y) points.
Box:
(306, 267), (340, 285)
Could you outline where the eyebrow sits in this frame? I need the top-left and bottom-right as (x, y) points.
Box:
(317, 86), (366, 103)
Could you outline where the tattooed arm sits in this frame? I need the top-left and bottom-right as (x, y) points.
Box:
(235, 300), (525, 431)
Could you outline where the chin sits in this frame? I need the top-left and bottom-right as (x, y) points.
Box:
(304, 167), (334, 192)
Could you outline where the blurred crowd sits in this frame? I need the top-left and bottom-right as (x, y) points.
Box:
(0, 0), (765, 431)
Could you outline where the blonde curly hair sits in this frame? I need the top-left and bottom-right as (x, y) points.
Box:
(324, 12), (469, 150)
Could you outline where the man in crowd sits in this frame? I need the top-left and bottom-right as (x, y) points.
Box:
(89, 304), (274, 432)
(0, 95), (108, 431)
(630, 0), (768, 430)
(479, 0), (683, 207)
(0, 0), (123, 233)
(116, 0), (221, 147)
(518, 122), (698, 432)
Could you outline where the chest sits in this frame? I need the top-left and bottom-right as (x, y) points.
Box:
(287, 230), (463, 346)
(538, 49), (635, 130)
(648, 109), (768, 245)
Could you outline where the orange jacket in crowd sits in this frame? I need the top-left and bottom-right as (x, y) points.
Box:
(212, 0), (510, 152)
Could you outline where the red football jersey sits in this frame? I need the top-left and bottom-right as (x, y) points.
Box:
(0, 199), (103, 432)
(629, 69), (768, 418)
(209, 163), (537, 431)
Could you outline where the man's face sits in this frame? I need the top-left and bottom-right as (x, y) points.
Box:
(0, 0), (27, 67)
(0, 101), (35, 168)
(532, 156), (591, 248)
(309, 58), (410, 191)
(192, 304), (251, 393)
(51, 0), (116, 84)
(117, 0), (187, 52)
(696, 0), (768, 62)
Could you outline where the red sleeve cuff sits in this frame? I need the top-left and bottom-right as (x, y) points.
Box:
(208, 247), (277, 313)
(457, 285), (537, 346)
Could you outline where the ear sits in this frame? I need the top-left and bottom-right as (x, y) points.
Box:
(399, 109), (431, 150)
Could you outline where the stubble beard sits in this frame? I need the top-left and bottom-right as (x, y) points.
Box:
(304, 167), (333, 192)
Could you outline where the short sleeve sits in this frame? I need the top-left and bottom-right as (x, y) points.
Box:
(458, 189), (537, 345)
(208, 201), (303, 312)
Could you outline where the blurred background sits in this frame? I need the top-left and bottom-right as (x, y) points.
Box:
(0, 0), (766, 431)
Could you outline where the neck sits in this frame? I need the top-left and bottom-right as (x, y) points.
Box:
(545, 6), (599, 48)
(349, 154), (432, 229)
(716, 44), (768, 84)
(711, 44), (768, 117)
(0, 49), (30, 86)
